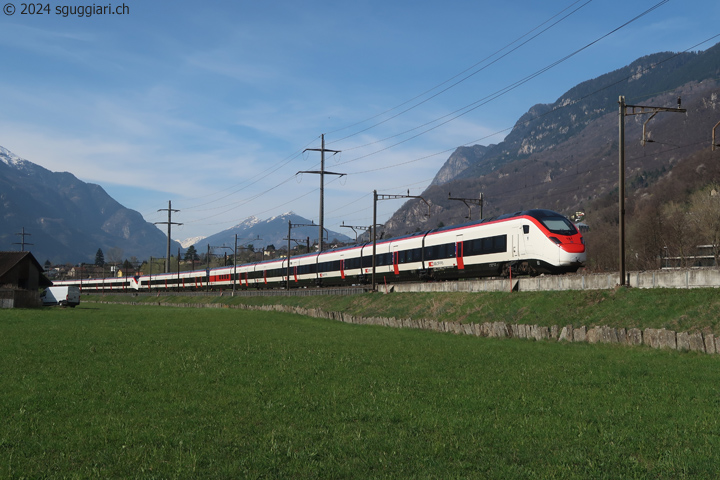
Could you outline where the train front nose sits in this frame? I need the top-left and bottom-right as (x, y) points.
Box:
(554, 236), (586, 268)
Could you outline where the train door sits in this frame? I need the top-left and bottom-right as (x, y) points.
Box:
(392, 244), (400, 275)
(518, 225), (526, 256)
(522, 224), (533, 255)
(340, 254), (346, 280)
(456, 234), (464, 270)
(512, 233), (520, 258)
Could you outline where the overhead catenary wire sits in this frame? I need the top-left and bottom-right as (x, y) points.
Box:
(161, 2), (669, 223)
(137, 136), (321, 220)
(324, 0), (594, 145)
(170, 2), (717, 240)
(340, 32), (720, 177)
(142, 2), (595, 223)
(169, 27), (718, 238)
(331, 0), (672, 168)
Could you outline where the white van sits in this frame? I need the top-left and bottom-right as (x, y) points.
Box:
(41, 286), (81, 307)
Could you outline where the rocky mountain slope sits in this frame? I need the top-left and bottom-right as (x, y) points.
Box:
(0, 147), (180, 264)
(383, 43), (720, 237)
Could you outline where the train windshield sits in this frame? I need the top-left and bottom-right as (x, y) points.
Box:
(539, 216), (577, 235)
(524, 209), (578, 235)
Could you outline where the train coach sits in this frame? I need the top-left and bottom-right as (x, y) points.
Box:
(54, 209), (585, 292)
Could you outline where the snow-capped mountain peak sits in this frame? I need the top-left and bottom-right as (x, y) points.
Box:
(0, 146), (29, 168)
(177, 236), (207, 249)
(266, 211), (295, 223)
(232, 215), (260, 229)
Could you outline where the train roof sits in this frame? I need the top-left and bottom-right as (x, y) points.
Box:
(317, 209), (571, 251)
(424, 209), (568, 235)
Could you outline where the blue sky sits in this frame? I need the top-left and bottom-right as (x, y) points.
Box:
(1, 0), (719, 244)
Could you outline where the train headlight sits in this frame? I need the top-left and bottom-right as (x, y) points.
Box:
(549, 236), (561, 245)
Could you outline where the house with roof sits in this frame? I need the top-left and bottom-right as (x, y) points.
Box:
(0, 251), (52, 308)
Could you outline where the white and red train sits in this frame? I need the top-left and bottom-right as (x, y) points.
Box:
(54, 209), (585, 292)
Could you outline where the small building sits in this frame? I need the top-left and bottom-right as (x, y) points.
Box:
(0, 251), (52, 308)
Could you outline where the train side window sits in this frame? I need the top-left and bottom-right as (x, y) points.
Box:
(494, 235), (507, 253)
(362, 255), (372, 268)
(481, 237), (492, 253)
(523, 225), (530, 234)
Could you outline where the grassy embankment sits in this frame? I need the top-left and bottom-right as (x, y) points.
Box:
(1, 303), (719, 478)
(89, 287), (720, 334)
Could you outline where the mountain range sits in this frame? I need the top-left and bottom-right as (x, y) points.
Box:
(0, 147), (181, 264)
(195, 213), (351, 253)
(0, 145), (350, 264)
(3, 42), (719, 265)
(382, 42), (720, 238)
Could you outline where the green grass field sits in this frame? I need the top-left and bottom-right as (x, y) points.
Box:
(96, 287), (720, 333)
(2, 303), (720, 478)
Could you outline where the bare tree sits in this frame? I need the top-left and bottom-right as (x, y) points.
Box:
(106, 246), (124, 265)
(661, 202), (694, 268)
(583, 221), (617, 272)
(628, 198), (665, 270)
(689, 184), (720, 267)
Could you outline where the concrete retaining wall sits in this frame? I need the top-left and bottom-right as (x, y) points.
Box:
(106, 300), (720, 356)
(389, 269), (720, 294)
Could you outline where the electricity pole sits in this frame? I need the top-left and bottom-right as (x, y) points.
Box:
(372, 190), (430, 292)
(155, 201), (182, 273)
(286, 220), (315, 289)
(177, 247), (181, 292)
(618, 96), (685, 286)
(340, 222), (372, 242)
(300, 134), (344, 253)
(234, 234), (238, 296)
(13, 227), (33, 252)
(448, 192), (484, 220)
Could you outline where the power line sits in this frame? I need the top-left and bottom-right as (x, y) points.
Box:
(340, 33), (720, 177)
(299, 134), (344, 252)
(161, 4), (712, 240)
(137, 137), (320, 220)
(13, 227), (33, 252)
(154, 201), (182, 273)
(141, 2), (597, 224)
(324, 0), (594, 141)
(331, 0), (672, 168)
